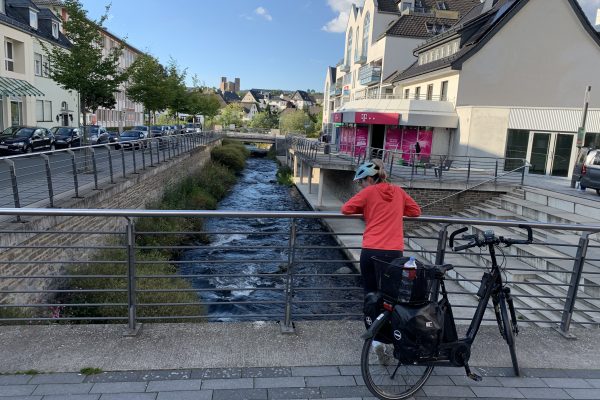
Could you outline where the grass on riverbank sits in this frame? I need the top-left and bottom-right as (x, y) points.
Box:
(35, 142), (250, 324)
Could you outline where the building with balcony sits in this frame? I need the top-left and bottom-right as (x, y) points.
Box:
(0, 0), (77, 130)
(389, 0), (600, 178)
(321, 0), (480, 158)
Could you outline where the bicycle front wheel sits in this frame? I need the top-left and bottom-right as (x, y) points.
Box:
(360, 323), (433, 399)
(499, 296), (520, 376)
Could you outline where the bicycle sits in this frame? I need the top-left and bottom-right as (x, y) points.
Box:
(360, 224), (533, 400)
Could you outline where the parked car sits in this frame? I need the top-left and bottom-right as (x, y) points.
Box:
(0, 126), (55, 154)
(185, 123), (201, 133)
(51, 127), (81, 148)
(149, 125), (169, 137)
(572, 147), (600, 195)
(118, 130), (146, 150)
(132, 125), (150, 138)
(83, 125), (109, 145)
(108, 132), (120, 148)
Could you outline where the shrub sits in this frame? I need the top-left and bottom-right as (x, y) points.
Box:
(211, 145), (248, 173)
(276, 165), (294, 186)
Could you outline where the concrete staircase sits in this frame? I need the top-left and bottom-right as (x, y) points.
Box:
(406, 186), (600, 328)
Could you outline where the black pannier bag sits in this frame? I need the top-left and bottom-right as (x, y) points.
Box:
(373, 257), (435, 304)
(391, 302), (443, 363)
(363, 292), (393, 344)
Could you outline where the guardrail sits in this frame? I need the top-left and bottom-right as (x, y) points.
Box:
(0, 208), (598, 337)
(0, 132), (222, 214)
(286, 135), (528, 188)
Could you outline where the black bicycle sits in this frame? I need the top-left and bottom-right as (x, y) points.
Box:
(360, 225), (533, 400)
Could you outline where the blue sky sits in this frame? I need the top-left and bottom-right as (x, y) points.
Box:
(80, 0), (600, 92)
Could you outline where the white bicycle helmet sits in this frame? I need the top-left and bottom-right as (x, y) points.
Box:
(353, 162), (380, 181)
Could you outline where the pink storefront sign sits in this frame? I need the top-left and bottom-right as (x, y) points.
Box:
(354, 126), (369, 156)
(354, 112), (399, 125)
(384, 127), (402, 151)
(340, 126), (355, 154)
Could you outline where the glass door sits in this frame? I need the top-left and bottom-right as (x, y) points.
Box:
(529, 132), (550, 175)
(550, 134), (574, 177)
(10, 101), (22, 126)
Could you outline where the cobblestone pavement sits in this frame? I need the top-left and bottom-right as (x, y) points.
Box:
(1, 365), (599, 399)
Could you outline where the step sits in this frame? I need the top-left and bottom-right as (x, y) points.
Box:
(500, 196), (600, 225)
(523, 186), (600, 221)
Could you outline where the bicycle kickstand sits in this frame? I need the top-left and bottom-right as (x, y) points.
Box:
(464, 363), (482, 382)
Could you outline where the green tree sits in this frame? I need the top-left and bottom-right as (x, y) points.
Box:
(164, 59), (188, 119)
(250, 107), (278, 130)
(279, 110), (312, 135)
(127, 54), (169, 125)
(42, 0), (127, 141)
(216, 103), (244, 128)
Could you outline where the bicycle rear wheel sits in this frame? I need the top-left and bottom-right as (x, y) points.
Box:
(361, 322), (433, 399)
(499, 296), (520, 376)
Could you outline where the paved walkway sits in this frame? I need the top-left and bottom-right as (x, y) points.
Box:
(2, 364), (600, 400)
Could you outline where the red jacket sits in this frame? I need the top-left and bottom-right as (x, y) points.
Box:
(341, 183), (421, 250)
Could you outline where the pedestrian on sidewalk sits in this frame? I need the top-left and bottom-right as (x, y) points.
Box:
(341, 159), (421, 293)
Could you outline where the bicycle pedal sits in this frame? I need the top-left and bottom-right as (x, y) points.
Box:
(467, 372), (483, 382)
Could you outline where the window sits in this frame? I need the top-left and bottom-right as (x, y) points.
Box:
(354, 29), (360, 61)
(52, 22), (59, 39)
(42, 55), (49, 77)
(426, 84), (434, 100)
(362, 12), (370, 58)
(34, 53), (42, 76)
(453, 41), (459, 53)
(437, 1), (448, 10)
(346, 28), (353, 66)
(440, 80), (448, 101)
(36, 100), (52, 122)
(5, 40), (13, 71)
(404, 88), (410, 99)
(415, 86), (421, 100)
(29, 9), (38, 29)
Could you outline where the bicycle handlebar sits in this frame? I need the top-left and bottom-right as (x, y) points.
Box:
(449, 224), (533, 251)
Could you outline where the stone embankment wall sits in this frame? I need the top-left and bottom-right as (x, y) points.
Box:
(323, 169), (503, 215)
(0, 142), (220, 306)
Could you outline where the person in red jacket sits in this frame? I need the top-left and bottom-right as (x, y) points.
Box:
(341, 159), (421, 294)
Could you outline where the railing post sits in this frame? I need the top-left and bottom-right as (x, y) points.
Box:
(124, 218), (141, 336)
(141, 141), (146, 170)
(557, 232), (590, 339)
(67, 150), (82, 198)
(389, 152), (395, 178)
(3, 159), (22, 222)
(104, 145), (115, 184)
(120, 146), (126, 178)
(131, 143), (138, 174)
(162, 138), (167, 161)
(281, 218), (297, 334)
(157, 139), (161, 163)
(167, 137), (172, 159)
(494, 160), (499, 185)
(149, 140), (155, 167)
(521, 159), (526, 186)
(89, 148), (99, 190)
(40, 154), (54, 207)
(466, 158), (471, 186)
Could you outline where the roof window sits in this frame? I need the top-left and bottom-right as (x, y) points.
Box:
(52, 21), (59, 39)
(29, 8), (38, 30)
(436, 1), (448, 10)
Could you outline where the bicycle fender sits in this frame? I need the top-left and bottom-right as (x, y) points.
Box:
(361, 310), (391, 340)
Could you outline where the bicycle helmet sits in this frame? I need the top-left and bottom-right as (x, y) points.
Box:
(353, 162), (380, 181)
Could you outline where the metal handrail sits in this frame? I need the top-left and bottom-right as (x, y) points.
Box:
(0, 208), (599, 336)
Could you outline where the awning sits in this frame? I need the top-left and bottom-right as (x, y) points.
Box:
(508, 107), (600, 133)
(0, 76), (44, 97)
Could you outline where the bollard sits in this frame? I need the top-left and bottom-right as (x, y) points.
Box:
(2, 159), (22, 222)
(104, 145), (115, 184)
(40, 154), (54, 207)
(67, 149), (82, 197)
(558, 232), (590, 339)
(124, 218), (141, 336)
(281, 218), (297, 334)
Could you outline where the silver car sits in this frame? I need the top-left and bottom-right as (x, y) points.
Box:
(572, 147), (600, 195)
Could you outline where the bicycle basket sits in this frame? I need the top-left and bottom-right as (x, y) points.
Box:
(372, 256), (436, 304)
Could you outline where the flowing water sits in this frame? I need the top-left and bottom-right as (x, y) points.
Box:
(179, 154), (362, 321)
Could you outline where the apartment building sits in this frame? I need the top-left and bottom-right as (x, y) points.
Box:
(322, 0), (479, 155)
(91, 29), (144, 129)
(0, 0), (77, 130)
(389, 0), (600, 178)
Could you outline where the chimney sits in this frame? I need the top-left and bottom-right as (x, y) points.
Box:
(481, 0), (494, 13)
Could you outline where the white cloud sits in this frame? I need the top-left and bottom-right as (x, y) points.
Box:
(255, 6), (273, 21)
(322, 0), (365, 32)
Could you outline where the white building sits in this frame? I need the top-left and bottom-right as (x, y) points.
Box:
(0, 0), (77, 130)
(390, 0), (600, 178)
(322, 0), (479, 154)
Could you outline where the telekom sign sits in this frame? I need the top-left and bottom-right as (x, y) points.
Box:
(354, 112), (400, 125)
(332, 113), (343, 123)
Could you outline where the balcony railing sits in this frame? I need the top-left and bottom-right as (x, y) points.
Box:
(340, 64), (350, 72)
(354, 54), (367, 64)
(329, 87), (342, 97)
(359, 65), (381, 86)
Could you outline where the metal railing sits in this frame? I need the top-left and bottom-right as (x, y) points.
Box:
(286, 135), (527, 188)
(0, 132), (222, 216)
(0, 208), (599, 337)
